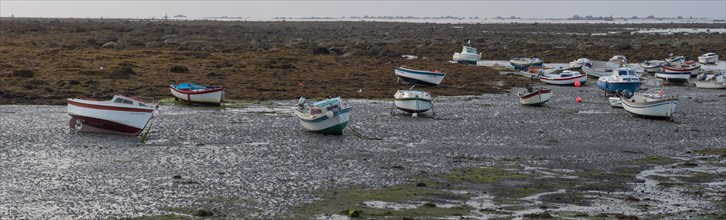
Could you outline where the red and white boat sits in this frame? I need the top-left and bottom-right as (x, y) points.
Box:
(518, 85), (552, 106)
(170, 83), (225, 105)
(67, 95), (158, 135)
(661, 61), (701, 76)
(539, 70), (588, 86)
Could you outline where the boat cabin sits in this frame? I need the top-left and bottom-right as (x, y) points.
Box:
(113, 96), (149, 107)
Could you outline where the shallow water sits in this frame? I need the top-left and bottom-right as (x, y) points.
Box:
(1, 85), (725, 219)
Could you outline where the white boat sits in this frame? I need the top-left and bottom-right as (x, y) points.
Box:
(509, 56), (544, 70)
(569, 58), (592, 70)
(393, 89), (433, 113)
(539, 70), (588, 85)
(582, 60), (621, 78)
(695, 72), (726, 89)
(67, 95), (158, 135)
(394, 66), (446, 87)
(170, 83), (225, 105)
(294, 97), (352, 135)
(620, 91), (678, 120)
(518, 84), (552, 106)
(452, 44), (480, 64)
(639, 60), (663, 73)
(608, 55), (628, 66)
(698, 52), (719, 64)
(661, 60), (701, 76)
(665, 55), (686, 63)
(608, 97), (623, 108)
(655, 71), (691, 82)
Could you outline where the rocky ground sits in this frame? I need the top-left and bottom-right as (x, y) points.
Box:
(1, 18), (724, 104)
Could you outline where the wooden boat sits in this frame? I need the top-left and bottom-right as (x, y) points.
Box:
(509, 56), (544, 70)
(67, 95), (158, 135)
(452, 44), (480, 64)
(294, 97), (352, 135)
(639, 60), (663, 73)
(394, 66), (446, 87)
(518, 84), (552, 106)
(568, 58), (592, 70)
(695, 72), (726, 89)
(394, 89), (433, 114)
(661, 61), (701, 76)
(620, 90), (678, 121)
(170, 83), (225, 105)
(539, 70), (588, 85)
(698, 52), (718, 64)
(597, 67), (642, 93)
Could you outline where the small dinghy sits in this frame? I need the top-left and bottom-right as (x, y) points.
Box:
(539, 70), (588, 86)
(170, 83), (225, 105)
(608, 97), (623, 108)
(695, 71), (726, 89)
(394, 66), (446, 87)
(597, 67), (642, 93)
(665, 55), (686, 63)
(518, 84), (552, 106)
(452, 41), (480, 64)
(639, 60), (663, 73)
(620, 90), (678, 121)
(698, 52), (719, 64)
(568, 58), (592, 70)
(67, 95), (158, 135)
(294, 97), (352, 135)
(608, 55), (628, 66)
(509, 56), (544, 70)
(393, 88), (433, 115)
(661, 60), (701, 77)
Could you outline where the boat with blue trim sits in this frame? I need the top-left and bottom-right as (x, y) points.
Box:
(394, 89), (433, 114)
(620, 90), (678, 121)
(170, 82), (224, 105)
(394, 66), (446, 87)
(294, 97), (352, 135)
(597, 67), (642, 93)
(509, 56), (544, 70)
(518, 84), (551, 106)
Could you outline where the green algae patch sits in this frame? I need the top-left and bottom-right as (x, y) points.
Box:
(444, 167), (529, 184)
(696, 148), (726, 157)
(626, 156), (677, 165)
(288, 184), (471, 219)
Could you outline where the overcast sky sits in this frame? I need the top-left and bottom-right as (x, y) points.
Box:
(1, 1), (725, 19)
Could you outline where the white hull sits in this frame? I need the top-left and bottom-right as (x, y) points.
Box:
(539, 71), (588, 85)
(608, 97), (622, 108)
(67, 95), (156, 134)
(655, 72), (690, 81)
(621, 94), (678, 119)
(395, 67), (446, 86)
(698, 56), (718, 64)
(695, 81), (726, 89)
(519, 91), (552, 105)
(453, 53), (480, 63)
(394, 90), (433, 113)
(295, 109), (351, 132)
(170, 87), (224, 104)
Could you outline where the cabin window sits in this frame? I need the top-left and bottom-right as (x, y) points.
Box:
(466, 48), (476, 53)
(114, 98), (124, 103)
(122, 99), (133, 104)
(618, 70), (628, 76)
(139, 103), (148, 107)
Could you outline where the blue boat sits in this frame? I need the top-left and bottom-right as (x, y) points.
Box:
(597, 67), (642, 93)
(509, 56), (544, 70)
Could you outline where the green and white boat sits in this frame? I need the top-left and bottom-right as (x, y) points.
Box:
(294, 97), (352, 135)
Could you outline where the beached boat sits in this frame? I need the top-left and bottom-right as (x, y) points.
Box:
(569, 58), (592, 70)
(620, 90), (678, 120)
(597, 67), (642, 93)
(639, 60), (663, 73)
(539, 70), (587, 85)
(698, 52), (719, 64)
(393, 89), (433, 114)
(665, 55), (686, 63)
(695, 72), (726, 89)
(294, 97), (352, 135)
(655, 71), (691, 83)
(519, 66), (555, 79)
(67, 95), (158, 135)
(509, 56), (544, 70)
(452, 44), (480, 64)
(170, 83), (225, 105)
(661, 60), (701, 76)
(394, 66), (446, 87)
(582, 60), (621, 78)
(608, 97), (623, 108)
(518, 84), (552, 106)
(608, 55), (628, 66)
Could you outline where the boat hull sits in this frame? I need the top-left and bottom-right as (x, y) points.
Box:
(395, 67), (446, 87)
(170, 86), (224, 105)
(518, 89), (552, 106)
(655, 72), (690, 82)
(698, 56), (718, 64)
(608, 97), (622, 108)
(621, 98), (678, 120)
(539, 74), (587, 85)
(695, 81), (726, 89)
(596, 78), (643, 93)
(295, 107), (352, 135)
(67, 99), (154, 135)
(510, 61), (543, 71)
(453, 53), (480, 64)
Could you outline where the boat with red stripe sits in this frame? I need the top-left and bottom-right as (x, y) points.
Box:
(67, 95), (158, 135)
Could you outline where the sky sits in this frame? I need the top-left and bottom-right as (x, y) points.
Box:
(1, 0), (725, 19)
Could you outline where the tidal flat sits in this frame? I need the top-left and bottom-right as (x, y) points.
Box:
(1, 84), (724, 219)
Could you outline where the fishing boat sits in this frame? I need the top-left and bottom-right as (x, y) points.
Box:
(661, 60), (701, 76)
(170, 83), (225, 105)
(539, 70), (588, 85)
(518, 84), (552, 106)
(639, 60), (663, 73)
(294, 97), (352, 135)
(695, 72), (726, 89)
(568, 58), (592, 70)
(394, 66), (446, 87)
(393, 88), (433, 114)
(608, 55), (628, 66)
(67, 95), (158, 135)
(452, 43), (480, 64)
(620, 90), (678, 120)
(665, 55), (686, 63)
(596, 67), (642, 93)
(509, 56), (544, 70)
(698, 52), (719, 64)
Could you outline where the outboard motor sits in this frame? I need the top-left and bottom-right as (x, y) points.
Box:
(525, 84), (534, 93)
(621, 90), (634, 99)
(298, 96), (307, 107)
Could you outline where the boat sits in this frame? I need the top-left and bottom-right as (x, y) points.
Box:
(655, 71), (691, 83)
(661, 60), (701, 76)
(608, 97), (623, 108)
(67, 95), (158, 135)
(569, 58), (592, 70)
(394, 66), (446, 87)
(170, 83), (225, 105)
(393, 88), (433, 114)
(639, 60), (663, 73)
(619, 90), (678, 120)
(294, 97), (352, 135)
(608, 55), (628, 66)
(518, 84), (552, 106)
(539, 70), (588, 85)
(582, 60), (622, 78)
(519, 66), (555, 79)
(695, 71), (726, 89)
(452, 42), (480, 64)
(509, 56), (544, 70)
(596, 67), (643, 93)
(665, 55), (686, 63)
(698, 52), (719, 64)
